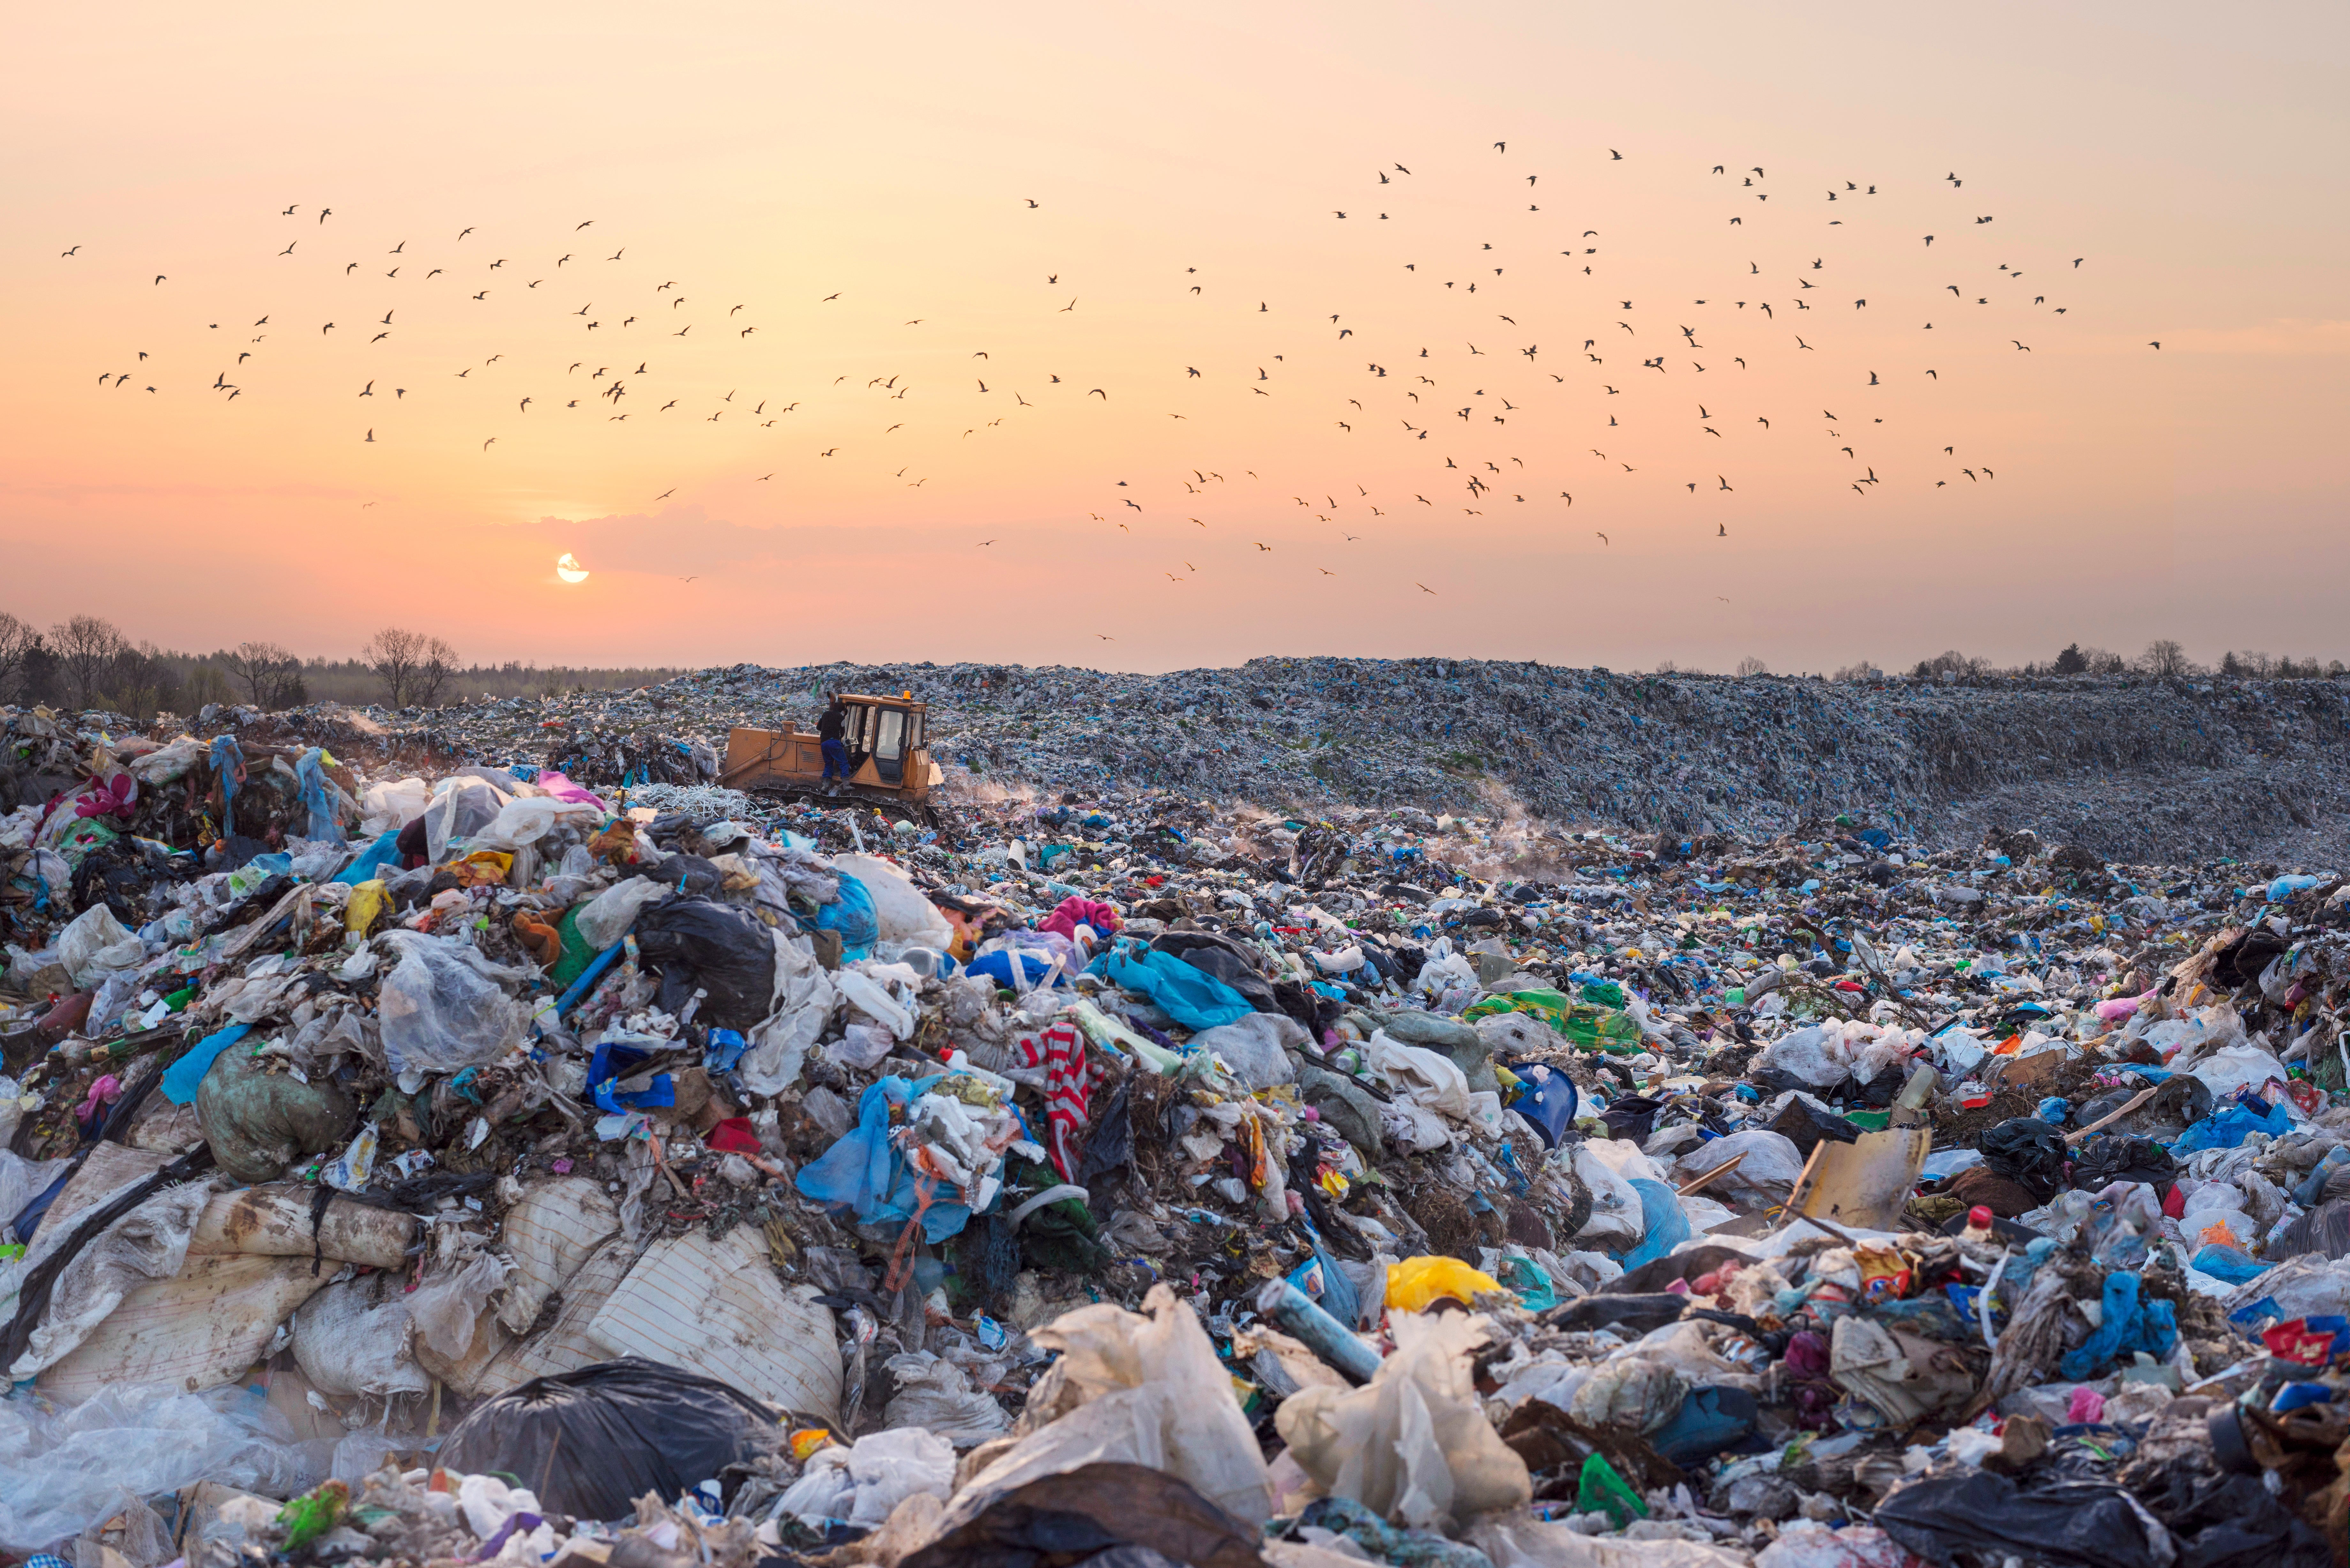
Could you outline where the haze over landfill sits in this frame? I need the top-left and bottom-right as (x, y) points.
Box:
(6, 1), (2346, 676)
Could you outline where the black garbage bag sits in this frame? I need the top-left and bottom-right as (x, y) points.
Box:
(2274, 1199), (2350, 1261)
(1877, 1472), (2172, 1568)
(634, 895), (777, 1029)
(437, 1358), (779, 1521)
(1980, 1116), (2071, 1202)
(1766, 1096), (1862, 1158)
(1599, 1095), (1663, 1144)
(901, 1461), (1263, 1568)
(2071, 1135), (2178, 1191)
(2134, 1469), (2332, 1568)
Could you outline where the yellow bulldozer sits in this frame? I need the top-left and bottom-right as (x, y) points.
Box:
(719, 692), (945, 823)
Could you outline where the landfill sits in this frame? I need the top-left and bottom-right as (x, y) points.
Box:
(10, 678), (2350, 1568)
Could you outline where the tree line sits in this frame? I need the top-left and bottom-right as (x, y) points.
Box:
(0, 612), (683, 720)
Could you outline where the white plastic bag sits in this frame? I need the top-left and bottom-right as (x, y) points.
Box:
(739, 931), (837, 1094)
(0, 1382), (316, 1553)
(1275, 1309), (1532, 1529)
(883, 1350), (1014, 1446)
(573, 878), (669, 951)
(292, 1273), (432, 1399)
(1187, 1012), (1306, 1089)
(57, 904), (146, 989)
(1567, 1144), (1649, 1250)
(961, 1283), (1273, 1524)
(1676, 1129), (1807, 1198)
(359, 777), (430, 837)
(376, 932), (530, 1076)
(779, 1428), (956, 1529)
(836, 968), (915, 1039)
(831, 854), (955, 948)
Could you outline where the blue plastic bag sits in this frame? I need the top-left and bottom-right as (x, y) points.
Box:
(1090, 943), (1255, 1029)
(2059, 1270), (2178, 1379)
(1617, 1178), (1693, 1271)
(161, 1022), (251, 1104)
(295, 748), (345, 844)
(2173, 1099), (2296, 1153)
(813, 872), (878, 960)
(2190, 1245), (2272, 1285)
(209, 735), (246, 835)
(332, 829), (403, 887)
(794, 1075), (973, 1242)
(966, 949), (1064, 989)
(588, 1039), (675, 1114)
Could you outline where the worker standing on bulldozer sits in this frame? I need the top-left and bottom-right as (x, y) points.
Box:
(816, 693), (851, 789)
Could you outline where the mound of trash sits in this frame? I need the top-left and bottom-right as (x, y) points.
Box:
(228, 657), (2350, 866)
(7, 697), (2350, 1568)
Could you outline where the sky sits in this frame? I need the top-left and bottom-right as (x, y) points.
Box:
(5, 0), (2344, 676)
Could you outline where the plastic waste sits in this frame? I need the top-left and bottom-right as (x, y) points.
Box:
(436, 1356), (780, 1521)
(1276, 1308), (1532, 1529)
(375, 930), (532, 1076)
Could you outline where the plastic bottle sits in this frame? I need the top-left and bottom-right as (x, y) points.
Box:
(2293, 1144), (2350, 1207)
(1960, 1205), (1995, 1246)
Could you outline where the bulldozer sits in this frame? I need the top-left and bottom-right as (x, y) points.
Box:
(719, 693), (946, 824)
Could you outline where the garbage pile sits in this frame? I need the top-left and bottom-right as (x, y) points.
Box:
(11, 696), (2350, 1567)
(252, 657), (2350, 865)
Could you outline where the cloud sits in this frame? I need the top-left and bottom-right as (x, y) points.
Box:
(519, 504), (930, 574)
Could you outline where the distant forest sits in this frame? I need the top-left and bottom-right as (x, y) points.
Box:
(0, 609), (683, 720)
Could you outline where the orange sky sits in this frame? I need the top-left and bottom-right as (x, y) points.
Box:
(6, 1), (2344, 676)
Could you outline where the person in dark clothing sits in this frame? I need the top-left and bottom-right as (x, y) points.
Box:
(816, 695), (852, 785)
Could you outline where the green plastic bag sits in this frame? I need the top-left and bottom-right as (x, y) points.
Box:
(1577, 1451), (1648, 1528)
(1463, 988), (1646, 1054)
(550, 904), (595, 987)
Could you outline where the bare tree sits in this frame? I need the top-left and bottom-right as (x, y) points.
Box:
(100, 641), (180, 722)
(412, 635), (461, 707)
(0, 611), (39, 703)
(1735, 656), (1768, 678)
(222, 641), (306, 710)
(362, 627), (427, 707)
(2137, 638), (2196, 679)
(48, 614), (128, 710)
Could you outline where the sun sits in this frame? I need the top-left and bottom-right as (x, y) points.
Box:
(555, 552), (591, 584)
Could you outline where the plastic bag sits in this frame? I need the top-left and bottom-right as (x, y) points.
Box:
(422, 775), (512, 863)
(1566, 1144), (1649, 1250)
(195, 1044), (359, 1182)
(294, 748), (346, 844)
(739, 930), (837, 1094)
(1186, 1012), (1306, 1089)
(376, 931), (531, 1076)
(436, 1356), (780, 1521)
(1387, 1256), (1505, 1312)
(969, 1283), (1273, 1525)
(359, 777), (430, 836)
(1275, 1308), (1532, 1529)
(780, 1428), (956, 1529)
(291, 1272), (431, 1399)
(0, 1380), (317, 1553)
(1676, 1128), (1806, 1197)
(57, 903), (144, 988)
(573, 877), (668, 951)
(814, 869), (879, 958)
(1093, 942), (1256, 1030)
(635, 896), (779, 1030)
(883, 1350), (1014, 1446)
(831, 853), (956, 947)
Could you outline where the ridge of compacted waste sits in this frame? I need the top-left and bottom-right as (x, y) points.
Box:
(208, 657), (2350, 867)
(8, 693), (2350, 1568)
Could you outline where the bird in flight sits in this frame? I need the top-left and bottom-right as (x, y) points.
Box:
(1417, 583), (1437, 594)
(655, 488), (675, 500)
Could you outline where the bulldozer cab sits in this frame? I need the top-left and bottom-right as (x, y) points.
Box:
(720, 693), (941, 823)
(839, 695), (923, 785)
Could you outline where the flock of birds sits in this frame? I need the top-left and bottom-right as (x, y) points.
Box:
(64, 144), (2146, 617)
